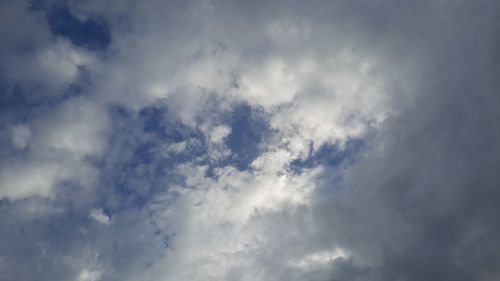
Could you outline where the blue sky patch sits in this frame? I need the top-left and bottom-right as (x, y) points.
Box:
(224, 104), (269, 170)
(289, 139), (365, 174)
(46, 5), (111, 50)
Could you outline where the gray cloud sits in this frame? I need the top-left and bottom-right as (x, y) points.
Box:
(312, 3), (500, 279)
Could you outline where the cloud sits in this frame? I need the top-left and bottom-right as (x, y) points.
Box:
(1, 0), (499, 280)
(0, 1), (96, 98)
(90, 209), (110, 225)
(0, 96), (109, 200)
(34, 97), (110, 157)
(10, 124), (31, 150)
(78, 270), (102, 281)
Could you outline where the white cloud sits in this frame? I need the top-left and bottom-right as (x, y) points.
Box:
(239, 57), (300, 109)
(0, 97), (109, 200)
(77, 270), (101, 281)
(90, 209), (110, 225)
(0, 157), (98, 200)
(289, 248), (350, 271)
(36, 40), (94, 89)
(128, 145), (328, 281)
(34, 97), (110, 157)
(208, 125), (231, 144)
(165, 141), (187, 154)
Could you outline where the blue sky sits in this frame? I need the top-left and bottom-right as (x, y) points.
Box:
(1, 1), (500, 281)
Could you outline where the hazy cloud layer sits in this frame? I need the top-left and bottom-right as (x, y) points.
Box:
(0, 0), (499, 280)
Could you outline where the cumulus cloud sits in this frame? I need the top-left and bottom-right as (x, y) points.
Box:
(0, 0), (499, 280)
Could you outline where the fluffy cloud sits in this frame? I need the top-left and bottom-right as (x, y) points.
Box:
(0, 97), (109, 200)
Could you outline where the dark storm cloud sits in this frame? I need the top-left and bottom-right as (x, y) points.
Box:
(312, 2), (500, 279)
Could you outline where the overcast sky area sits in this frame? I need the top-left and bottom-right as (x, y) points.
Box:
(1, 1), (500, 280)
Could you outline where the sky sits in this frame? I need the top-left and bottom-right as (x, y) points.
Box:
(0, 1), (500, 280)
